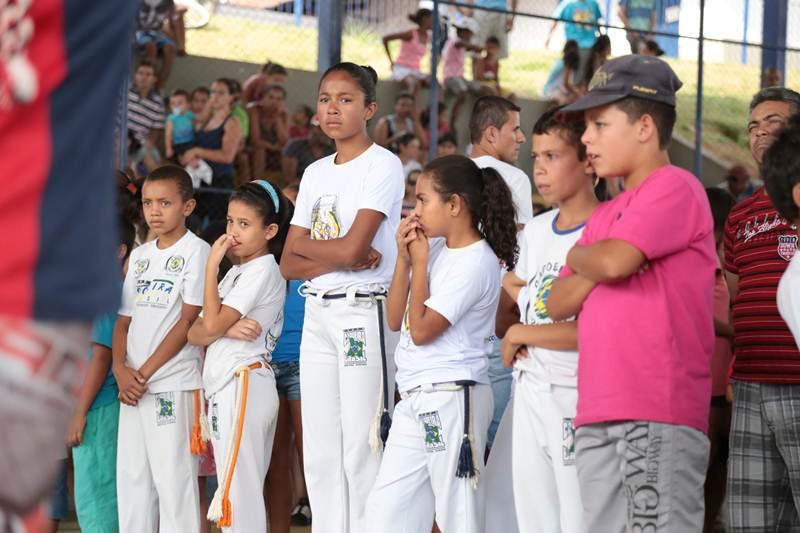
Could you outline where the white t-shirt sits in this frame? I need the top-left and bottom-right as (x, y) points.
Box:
(394, 238), (501, 392)
(513, 209), (584, 386)
(292, 143), (404, 290)
(119, 230), (210, 393)
(202, 255), (286, 396)
(778, 252), (800, 349)
(472, 155), (534, 225)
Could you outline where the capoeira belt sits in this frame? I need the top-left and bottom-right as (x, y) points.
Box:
(207, 361), (269, 528)
(403, 380), (480, 488)
(191, 389), (210, 455)
(302, 287), (393, 454)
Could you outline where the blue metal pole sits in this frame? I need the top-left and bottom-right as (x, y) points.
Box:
(761, 0), (788, 87)
(605, 0), (612, 26)
(429, 0), (441, 162)
(294, 0), (302, 26)
(693, 0), (705, 178)
(317, 1), (343, 72)
(741, 0), (749, 64)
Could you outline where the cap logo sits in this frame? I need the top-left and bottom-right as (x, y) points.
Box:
(588, 71), (613, 91)
(632, 84), (658, 95)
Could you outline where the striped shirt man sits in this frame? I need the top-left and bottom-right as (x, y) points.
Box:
(127, 85), (165, 144)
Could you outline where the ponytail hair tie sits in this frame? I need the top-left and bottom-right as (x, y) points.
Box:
(251, 180), (280, 213)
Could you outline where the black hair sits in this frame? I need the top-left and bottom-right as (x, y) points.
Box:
(228, 181), (294, 262)
(437, 132), (457, 146)
(486, 36), (501, 47)
(296, 104), (314, 120)
(613, 97), (677, 150)
(563, 39), (580, 72)
(393, 132), (418, 154)
(762, 113), (800, 222)
(226, 78), (242, 95)
(643, 39), (664, 56)
(533, 106), (588, 161)
(469, 96), (521, 144)
(116, 169), (143, 226)
(263, 83), (287, 98)
(171, 89), (190, 99)
(705, 187), (736, 234)
(424, 155), (518, 269)
(749, 87), (800, 113)
(213, 78), (237, 96)
(144, 165), (194, 201)
(262, 61), (288, 77)
(118, 214), (136, 262)
(136, 58), (156, 73)
(191, 86), (210, 98)
(319, 62), (378, 105)
(583, 35), (611, 87)
(408, 8), (432, 25)
(395, 92), (415, 103)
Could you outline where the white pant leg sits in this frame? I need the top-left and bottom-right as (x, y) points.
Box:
(484, 395), (520, 533)
(210, 368), (279, 532)
(140, 390), (200, 533)
(365, 397), (436, 532)
(301, 297), (398, 533)
(117, 400), (158, 532)
(512, 373), (582, 533)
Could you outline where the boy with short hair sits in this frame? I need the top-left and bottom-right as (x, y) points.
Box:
(762, 114), (800, 348)
(113, 166), (210, 531)
(502, 105), (597, 533)
(166, 89), (195, 160)
(547, 55), (717, 531)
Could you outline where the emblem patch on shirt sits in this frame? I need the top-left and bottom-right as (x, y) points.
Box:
(134, 258), (150, 277)
(135, 278), (174, 308)
(156, 392), (176, 426)
(166, 255), (185, 274)
(343, 328), (367, 366)
(778, 234), (798, 261)
(562, 418), (576, 465)
(311, 195), (341, 240)
(211, 402), (220, 440)
(534, 274), (556, 321)
(420, 411), (446, 452)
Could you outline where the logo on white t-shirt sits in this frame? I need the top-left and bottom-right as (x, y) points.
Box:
(311, 195), (341, 241)
(778, 234), (798, 262)
(166, 255), (185, 274)
(134, 258), (150, 277)
(136, 278), (175, 308)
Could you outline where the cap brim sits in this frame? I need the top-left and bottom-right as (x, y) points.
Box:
(561, 92), (627, 113)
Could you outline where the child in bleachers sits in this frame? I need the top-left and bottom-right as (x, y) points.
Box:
(383, 7), (433, 98)
(136, 0), (178, 88)
(166, 89), (195, 161)
(289, 104), (314, 140)
(475, 36), (516, 101)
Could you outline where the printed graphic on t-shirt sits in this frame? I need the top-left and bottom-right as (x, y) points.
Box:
(165, 254), (185, 274)
(420, 411), (446, 452)
(156, 392), (176, 426)
(526, 261), (563, 323)
(562, 417), (576, 465)
(211, 402), (219, 439)
(343, 328), (367, 366)
(311, 195), (341, 241)
(136, 278), (175, 308)
(778, 234), (798, 262)
(134, 258), (150, 277)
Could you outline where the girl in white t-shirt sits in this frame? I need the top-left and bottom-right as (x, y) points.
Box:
(366, 154), (518, 532)
(187, 180), (292, 532)
(280, 62), (404, 533)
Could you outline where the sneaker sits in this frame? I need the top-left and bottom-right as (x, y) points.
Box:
(291, 499), (312, 526)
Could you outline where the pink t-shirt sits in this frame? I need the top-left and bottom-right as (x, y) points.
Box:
(442, 39), (465, 80)
(395, 28), (428, 70)
(563, 165), (716, 432)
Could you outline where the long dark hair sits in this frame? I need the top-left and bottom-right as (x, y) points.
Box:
(583, 35), (611, 86)
(424, 155), (518, 269)
(563, 39), (580, 72)
(228, 180), (294, 262)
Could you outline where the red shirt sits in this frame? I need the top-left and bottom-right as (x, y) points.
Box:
(724, 188), (800, 382)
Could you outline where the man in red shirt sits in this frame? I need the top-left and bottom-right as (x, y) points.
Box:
(724, 87), (800, 531)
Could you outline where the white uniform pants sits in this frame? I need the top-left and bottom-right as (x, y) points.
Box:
(300, 295), (398, 533)
(117, 390), (200, 532)
(484, 395), (520, 533)
(366, 383), (493, 533)
(209, 367), (278, 533)
(512, 372), (583, 533)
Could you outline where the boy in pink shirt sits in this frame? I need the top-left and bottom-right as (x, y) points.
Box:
(547, 55), (717, 532)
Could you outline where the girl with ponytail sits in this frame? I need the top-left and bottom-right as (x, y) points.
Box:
(368, 154), (517, 531)
(188, 180), (293, 532)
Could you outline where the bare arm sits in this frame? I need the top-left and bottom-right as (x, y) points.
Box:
(407, 238), (450, 345)
(387, 256), (411, 332)
(291, 210), (385, 269)
(618, 5), (631, 28)
(66, 343), (113, 446)
(111, 315), (146, 405)
(165, 120), (175, 158)
(138, 303), (202, 382)
(506, 321), (578, 352)
(279, 225), (336, 280)
(502, 271), (525, 302)
(495, 289), (520, 338)
(547, 273), (596, 322)
(566, 240), (647, 284)
(383, 31), (412, 65)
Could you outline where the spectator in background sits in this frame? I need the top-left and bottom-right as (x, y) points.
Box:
(763, 67), (783, 88)
(545, 0), (603, 77)
(248, 84), (289, 181)
(191, 85), (211, 126)
(543, 39), (583, 105)
(619, 0), (656, 54)
(289, 104), (314, 140)
(165, 89), (195, 161)
(394, 132), (423, 177)
(462, 0), (518, 60)
(136, 0), (178, 89)
(723, 87), (800, 532)
(442, 17), (485, 131)
(401, 168), (420, 218)
(127, 59), (165, 173)
(582, 34), (611, 86)
(243, 61), (289, 104)
(421, 103), (451, 147)
(228, 78), (249, 143)
(639, 38), (665, 56)
(475, 36), (516, 101)
(374, 92), (427, 149)
(282, 123), (335, 184)
(437, 132), (459, 157)
(383, 7), (433, 99)
(718, 164), (761, 202)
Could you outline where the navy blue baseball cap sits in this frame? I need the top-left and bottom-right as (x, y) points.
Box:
(563, 54), (683, 112)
